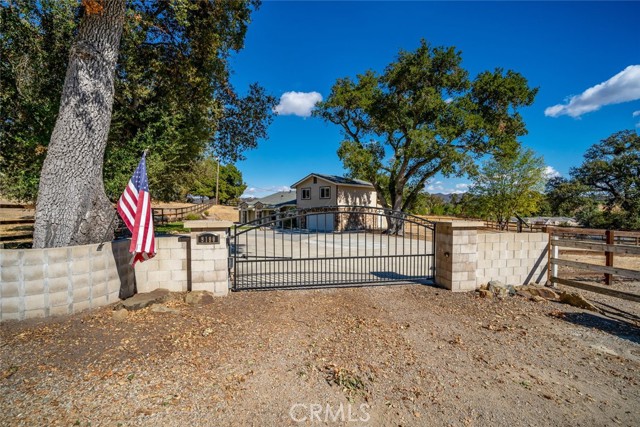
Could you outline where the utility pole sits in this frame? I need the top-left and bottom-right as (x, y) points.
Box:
(215, 157), (220, 205)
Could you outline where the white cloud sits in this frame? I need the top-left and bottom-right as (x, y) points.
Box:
(241, 187), (258, 197)
(426, 182), (469, 194)
(544, 65), (640, 118)
(544, 166), (561, 179)
(633, 110), (640, 117)
(274, 91), (323, 117)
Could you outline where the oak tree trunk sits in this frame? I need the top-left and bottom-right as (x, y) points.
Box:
(33, 0), (126, 248)
(384, 191), (405, 235)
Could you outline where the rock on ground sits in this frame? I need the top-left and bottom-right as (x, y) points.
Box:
(520, 285), (560, 301)
(478, 289), (493, 298)
(150, 305), (180, 314)
(120, 288), (171, 311)
(559, 291), (600, 312)
(185, 291), (214, 306)
(111, 308), (128, 321)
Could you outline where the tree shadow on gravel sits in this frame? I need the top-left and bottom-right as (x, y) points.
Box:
(559, 312), (640, 345)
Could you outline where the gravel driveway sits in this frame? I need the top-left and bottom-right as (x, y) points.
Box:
(2, 285), (639, 426)
(232, 229), (434, 289)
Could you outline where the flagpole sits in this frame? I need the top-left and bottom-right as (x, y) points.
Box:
(97, 208), (118, 250)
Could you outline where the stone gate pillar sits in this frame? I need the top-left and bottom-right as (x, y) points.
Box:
(183, 220), (232, 296)
(435, 221), (484, 292)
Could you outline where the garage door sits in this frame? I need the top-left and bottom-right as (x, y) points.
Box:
(307, 213), (335, 232)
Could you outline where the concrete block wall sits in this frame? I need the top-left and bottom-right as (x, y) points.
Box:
(476, 232), (549, 287)
(134, 237), (188, 293)
(136, 231), (230, 296)
(183, 220), (231, 296)
(0, 240), (135, 321)
(191, 244), (229, 296)
(1, 227), (231, 322)
(435, 222), (484, 292)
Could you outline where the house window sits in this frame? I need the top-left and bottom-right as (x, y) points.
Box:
(313, 177), (317, 184)
(302, 188), (311, 200)
(320, 186), (331, 199)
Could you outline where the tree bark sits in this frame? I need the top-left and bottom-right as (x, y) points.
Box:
(383, 191), (405, 235)
(33, 0), (126, 248)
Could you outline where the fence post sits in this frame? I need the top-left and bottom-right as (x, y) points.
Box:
(605, 229), (614, 286)
(548, 228), (558, 285)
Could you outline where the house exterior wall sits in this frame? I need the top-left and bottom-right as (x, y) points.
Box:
(335, 211), (386, 232)
(295, 176), (376, 210)
(295, 176), (338, 209)
(238, 207), (257, 223)
(337, 187), (377, 208)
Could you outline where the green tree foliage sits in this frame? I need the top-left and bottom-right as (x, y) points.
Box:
(410, 192), (446, 215)
(548, 130), (640, 229)
(314, 40), (537, 214)
(545, 176), (594, 217)
(1, 0), (274, 202)
(0, 0), (77, 200)
(217, 163), (247, 204)
(187, 158), (246, 204)
(467, 148), (546, 229)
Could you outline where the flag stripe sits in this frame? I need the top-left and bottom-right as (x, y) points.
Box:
(116, 153), (156, 266)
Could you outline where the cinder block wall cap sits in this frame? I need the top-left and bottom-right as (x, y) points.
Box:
(435, 220), (484, 229)
(184, 220), (234, 230)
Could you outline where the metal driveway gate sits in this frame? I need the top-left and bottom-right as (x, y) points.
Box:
(230, 206), (435, 290)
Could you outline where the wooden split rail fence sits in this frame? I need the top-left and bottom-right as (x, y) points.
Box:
(151, 201), (216, 225)
(548, 227), (640, 303)
(0, 204), (34, 242)
(484, 220), (546, 233)
(1, 201), (217, 243)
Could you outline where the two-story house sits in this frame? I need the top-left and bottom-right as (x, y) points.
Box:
(290, 173), (378, 231)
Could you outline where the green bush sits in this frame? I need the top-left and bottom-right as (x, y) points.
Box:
(185, 213), (201, 221)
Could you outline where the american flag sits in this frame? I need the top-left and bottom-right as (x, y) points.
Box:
(116, 152), (156, 265)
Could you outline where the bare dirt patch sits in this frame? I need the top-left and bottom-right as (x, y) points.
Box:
(1, 285), (638, 426)
(203, 205), (238, 222)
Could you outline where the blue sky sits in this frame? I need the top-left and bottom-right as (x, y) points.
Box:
(229, 1), (640, 198)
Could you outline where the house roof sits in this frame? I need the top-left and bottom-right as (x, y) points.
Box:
(291, 173), (374, 189)
(243, 190), (297, 209)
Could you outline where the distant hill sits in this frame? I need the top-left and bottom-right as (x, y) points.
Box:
(431, 193), (454, 203)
